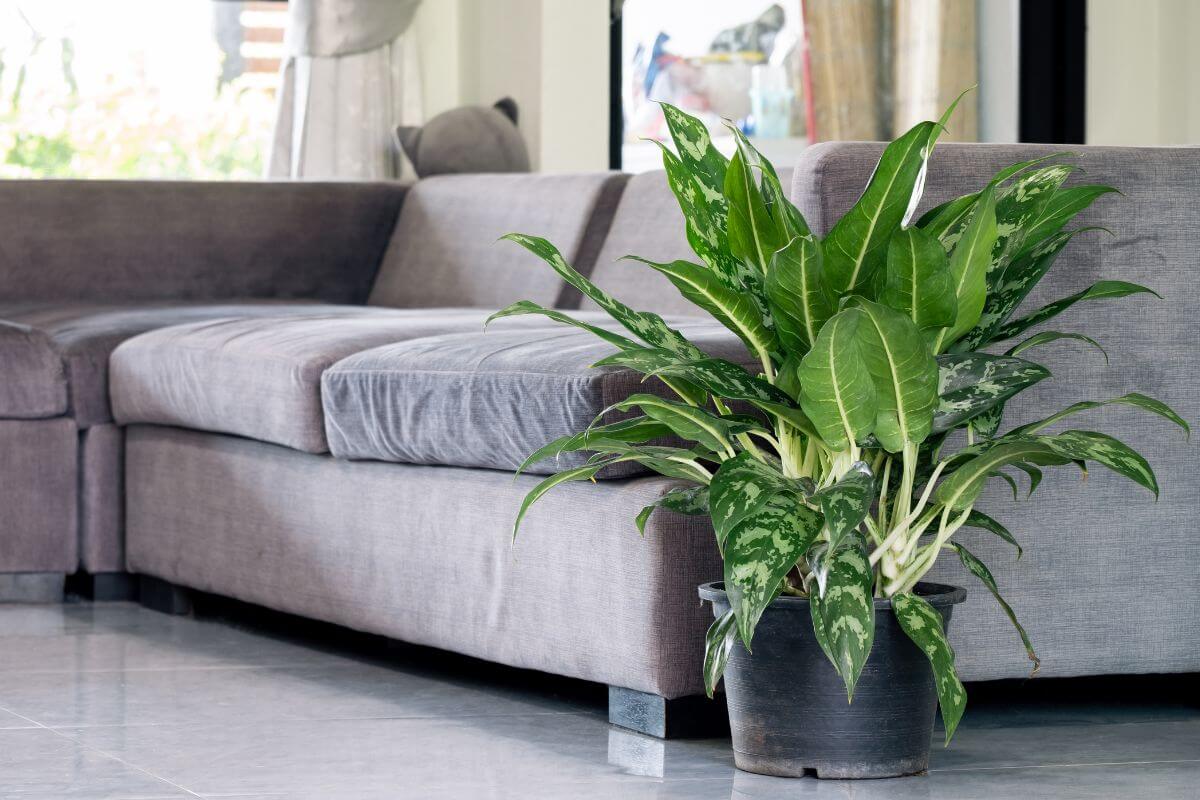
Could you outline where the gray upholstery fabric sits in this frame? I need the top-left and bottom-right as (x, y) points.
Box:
(124, 425), (722, 699)
(368, 172), (628, 309)
(0, 320), (67, 419)
(584, 169), (793, 316)
(0, 180), (404, 304)
(322, 320), (749, 474)
(0, 302), (323, 428)
(110, 308), (579, 454)
(0, 419), (77, 573)
(791, 142), (1200, 680)
(79, 424), (124, 574)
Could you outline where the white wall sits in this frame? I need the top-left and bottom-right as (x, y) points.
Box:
(414, 0), (610, 171)
(1087, 0), (1200, 145)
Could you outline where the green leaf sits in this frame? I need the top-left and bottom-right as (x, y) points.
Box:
(636, 485), (708, 535)
(724, 491), (824, 647)
(724, 122), (811, 240)
(513, 459), (612, 540)
(751, 399), (820, 438)
(488, 301), (640, 352)
(660, 102), (728, 203)
(1040, 430), (1159, 497)
(850, 298), (940, 452)
(608, 394), (751, 455)
(918, 192), (979, 243)
(502, 234), (704, 360)
(947, 542), (1040, 675)
(703, 609), (737, 698)
(627, 257), (776, 366)
(992, 280), (1161, 342)
(1011, 393), (1188, 439)
(879, 226), (957, 334)
(823, 120), (940, 293)
(588, 347), (709, 407)
(1005, 330), (1108, 364)
(987, 164), (1076, 284)
(647, 357), (793, 405)
(968, 403), (1004, 439)
(932, 353), (1050, 434)
(962, 509), (1022, 557)
(810, 535), (875, 700)
(810, 462), (875, 551)
(726, 148), (787, 276)
(932, 186), (997, 352)
(517, 416), (671, 476)
(767, 235), (835, 354)
(1015, 185), (1118, 257)
(709, 452), (798, 544)
(936, 440), (1069, 510)
(892, 592), (967, 745)
(797, 308), (878, 450)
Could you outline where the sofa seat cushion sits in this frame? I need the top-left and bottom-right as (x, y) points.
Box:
(0, 302), (327, 427)
(321, 321), (751, 474)
(109, 308), (605, 454)
(0, 320), (68, 419)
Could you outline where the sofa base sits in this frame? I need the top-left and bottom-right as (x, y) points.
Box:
(0, 573), (65, 603)
(138, 575), (192, 615)
(608, 686), (729, 739)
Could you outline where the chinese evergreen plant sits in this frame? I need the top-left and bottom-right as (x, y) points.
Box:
(492, 99), (1186, 742)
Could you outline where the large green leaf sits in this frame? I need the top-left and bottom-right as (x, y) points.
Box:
(609, 394), (752, 455)
(947, 542), (1040, 675)
(797, 308), (878, 450)
(850, 298), (940, 452)
(767, 235), (835, 354)
(724, 491), (824, 647)
(992, 280), (1160, 342)
(823, 120), (939, 293)
(724, 122), (811, 240)
(878, 226), (957, 334)
(1015, 184), (1118, 257)
(1040, 429), (1159, 496)
(810, 535), (875, 700)
(517, 416), (671, 476)
(932, 186), (997, 352)
(962, 509), (1022, 557)
(932, 353), (1050, 434)
(726, 148), (787, 276)
(1011, 393), (1188, 439)
(627, 257), (776, 365)
(703, 609), (737, 698)
(936, 440), (1068, 510)
(709, 451), (797, 544)
(502, 234), (703, 360)
(893, 592), (967, 744)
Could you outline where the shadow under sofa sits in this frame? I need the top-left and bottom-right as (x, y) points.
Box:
(2, 144), (1198, 738)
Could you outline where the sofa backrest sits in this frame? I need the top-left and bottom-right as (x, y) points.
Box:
(367, 172), (628, 309)
(0, 180), (404, 304)
(582, 168), (794, 316)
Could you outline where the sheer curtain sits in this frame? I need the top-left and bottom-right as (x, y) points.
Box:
(267, 0), (423, 179)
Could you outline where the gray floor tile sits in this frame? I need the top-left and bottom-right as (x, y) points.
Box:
(0, 728), (193, 799)
(0, 708), (38, 730)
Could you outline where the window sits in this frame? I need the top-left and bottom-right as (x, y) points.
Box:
(0, 0), (286, 179)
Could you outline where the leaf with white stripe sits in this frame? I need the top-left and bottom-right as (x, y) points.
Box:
(810, 535), (875, 700)
(767, 234), (835, 354)
(878, 225), (957, 334)
(797, 308), (878, 451)
(893, 592), (967, 744)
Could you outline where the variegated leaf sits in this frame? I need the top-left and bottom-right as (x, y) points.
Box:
(647, 357), (793, 405)
(850, 298), (940, 452)
(810, 535), (875, 700)
(517, 416), (671, 476)
(488, 300), (640, 351)
(660, 102), (728, 205)
(1005, 330), (1108, 364)
(992, 280), (1161, 343)
(947, 542), (1040, 675)
(726, 148), (788, 276)
(724, 491), (824, 647)
(823, 120), (940, 293)
(1039, 429), (1159, 496)
(709, 452), (797, 544)
(513, 458), (614, 539)
(968, 401), (1004, 439)
(932, 186), (997, 352)
(962, 509), (1022, 557)
(588, 347), (708, 407)
(936, 441), (1069, 510)
(725, 122), (811, 239)
(1014, 184), (1117, 258)
(810, 462), (875, 552)
(767, 235), (835, 354)
(703, 609), (737, 697)
(797, 308), (878, 450)
(879, 226), (958, 334)
(626, 257), (776, 366)
(987, 164), (1076, 285)
(1011, 393), (1188, 438)
(502, 234), (704, 360)
(918, 192), (979, 244)
(635, 485), (708, 535)
(609, 394), (754, 455)
(932, 354), (1050, 434)
(892, 592), (967, 744)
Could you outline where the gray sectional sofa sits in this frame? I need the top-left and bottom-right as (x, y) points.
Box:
(0, 144), (1196, 736)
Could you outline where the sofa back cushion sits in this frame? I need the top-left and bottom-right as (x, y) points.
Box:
(582, 168), (793, 316)
(368, 172), (628, 310)
(0, 180), (404, 305)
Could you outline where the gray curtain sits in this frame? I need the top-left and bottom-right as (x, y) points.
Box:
(267, 0), (423, 180)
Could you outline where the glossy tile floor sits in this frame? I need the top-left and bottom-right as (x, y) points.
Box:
(0, 601), (1197, 799)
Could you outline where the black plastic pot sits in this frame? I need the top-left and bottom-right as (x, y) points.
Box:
(698, 581), (966, 779)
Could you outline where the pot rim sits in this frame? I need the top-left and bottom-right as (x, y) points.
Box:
(698, 580), (967, 609)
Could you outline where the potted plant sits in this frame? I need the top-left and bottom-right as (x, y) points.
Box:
(492, 100), (1186, 779)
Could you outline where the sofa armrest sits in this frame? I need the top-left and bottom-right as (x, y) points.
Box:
(0, 179), (406, 305)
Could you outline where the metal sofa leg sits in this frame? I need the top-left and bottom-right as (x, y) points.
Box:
(137, 575), (192, 615)
(0, 573), (65, 603)
(607, 685), (729, 739)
